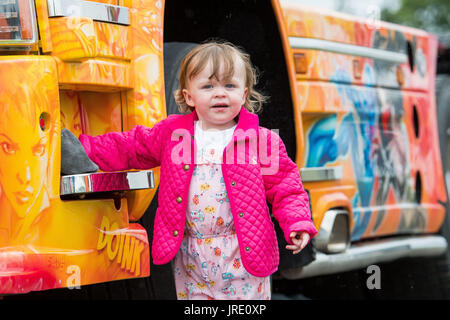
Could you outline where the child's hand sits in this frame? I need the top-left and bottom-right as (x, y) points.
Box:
(286, 231), (310, 254)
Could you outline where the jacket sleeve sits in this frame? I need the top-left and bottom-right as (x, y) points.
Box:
(260, 128), (318, 245)
(78, 121), (165, 172)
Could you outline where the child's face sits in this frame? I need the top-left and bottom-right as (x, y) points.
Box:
(182, 58), (248, 130)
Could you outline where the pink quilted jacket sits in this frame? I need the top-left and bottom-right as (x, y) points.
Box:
(79, 108), (317, 277)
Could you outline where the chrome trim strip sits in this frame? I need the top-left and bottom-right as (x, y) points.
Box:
(47, 0), (130, 25)
(315, 209), (350, 253)
(60, 170), (154, 195)
(0, 0), (38, 48)
(300, 166), (342, 182)
(280, 235), (448, 279)
(289, 37), (408, 64)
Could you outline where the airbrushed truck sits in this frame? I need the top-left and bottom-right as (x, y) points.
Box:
(0, 0), (448, 298)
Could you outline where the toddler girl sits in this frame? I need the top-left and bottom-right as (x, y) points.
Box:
(78, 41), (318, 300)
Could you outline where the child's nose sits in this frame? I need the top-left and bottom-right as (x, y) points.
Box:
(214, 86), (226, 97)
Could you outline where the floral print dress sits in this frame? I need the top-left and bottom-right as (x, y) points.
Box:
(173, 121), (271, 300)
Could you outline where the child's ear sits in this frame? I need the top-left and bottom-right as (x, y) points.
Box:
(182, 89), (195, 107)
(242, 87), (248, 104)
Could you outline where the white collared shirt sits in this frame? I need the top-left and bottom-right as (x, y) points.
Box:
(194, 120), (237, 164)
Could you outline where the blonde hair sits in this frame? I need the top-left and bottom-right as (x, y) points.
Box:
(174, 41), (266, 114)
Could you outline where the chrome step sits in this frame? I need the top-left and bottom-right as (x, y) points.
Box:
(60, 170), (155, 196)
(47, 0), (130, 25)
(280, 235), (448, 279)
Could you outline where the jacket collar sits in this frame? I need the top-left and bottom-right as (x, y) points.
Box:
(167, 107), (259, 140)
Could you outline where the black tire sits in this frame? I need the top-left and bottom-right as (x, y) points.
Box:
(163, 42), (198, 115)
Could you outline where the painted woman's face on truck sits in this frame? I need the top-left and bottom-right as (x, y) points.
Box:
(0, 59), (59, 224)
(0, 106), (49, 218)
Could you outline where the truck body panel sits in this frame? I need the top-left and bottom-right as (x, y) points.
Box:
(0, 0), (165, 293)
(0, 0), (447, 294)
(276, 2), (447, 243)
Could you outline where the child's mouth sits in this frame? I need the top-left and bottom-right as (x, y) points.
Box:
(211, 104), (228, 109)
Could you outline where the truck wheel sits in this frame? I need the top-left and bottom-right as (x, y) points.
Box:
(163, 42), (198, 115)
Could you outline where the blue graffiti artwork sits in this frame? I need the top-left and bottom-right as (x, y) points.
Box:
(306, 66), (378, 241)
(305, 115), (339, 168)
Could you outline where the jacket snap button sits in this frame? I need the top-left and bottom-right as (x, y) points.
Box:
(245, 246), (250, 252)
(173, 230), (179, 237)
(231, 181), (236, 186)
(183, 164), (190, 171)
(176, 196), (182, 203)
(238, 212), (244, 217)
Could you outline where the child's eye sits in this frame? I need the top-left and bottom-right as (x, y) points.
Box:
(202, 84), (213, 89)
(225, 84), (235, 88)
